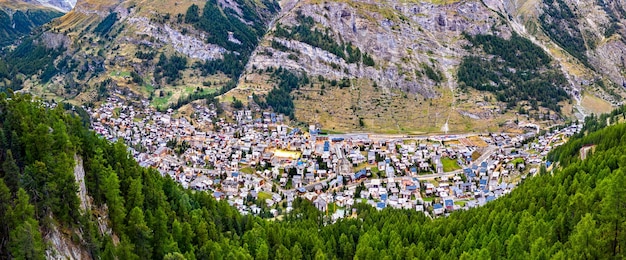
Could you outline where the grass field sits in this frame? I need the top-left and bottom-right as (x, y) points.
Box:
(582, 94), (614, 115)
(150, 85), (219, 108)
(511, 158), (524, 165)
(110, 71), (131, 77)
(468, 136), (489, 147)
(113, 107), (121, 118)
(240, 167), (254, 175)
(143, 83), (155, 95)
(441, 157), (461, 172)
(293, 78), (476, 134)
(422, 197), (435, 202)
(327, 202), (341, 215)
(151, 93), (172, 108)
(258, 191), (272, 201)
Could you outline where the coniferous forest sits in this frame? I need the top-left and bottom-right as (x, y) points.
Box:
(1, 93), (626, 259)
(457, 33), (569, 112)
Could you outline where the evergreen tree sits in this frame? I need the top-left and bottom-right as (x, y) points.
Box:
(102, 166), (125, 233)
(8, 189), (45, 260)
(568, 214), (599, 259)
(127, 207), (153, 258)
(0, 178), (11, 258)
(599, 168), (626, 256)
(3, 149), (19, 193)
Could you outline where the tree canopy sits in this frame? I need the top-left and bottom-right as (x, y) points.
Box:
(457, 33), (569, 113)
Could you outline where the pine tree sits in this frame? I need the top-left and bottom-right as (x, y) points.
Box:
(101, 166), (125, 233)
(152, 207), (173, 259)
(507, 235), (525, 260)
(291, 243), (303, 260)
(3, 150), (20, 193)
(127, 176), (144, 210)
(599, 168), (626, 256)
(8, 189), (45, 260)
(0, 178), (11, 258)
(569, 214), (599, 259)
(127, 207), (153, 258)
(21, 161), (49, 217)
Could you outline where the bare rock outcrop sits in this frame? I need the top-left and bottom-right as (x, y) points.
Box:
(244, 0), (509, 98)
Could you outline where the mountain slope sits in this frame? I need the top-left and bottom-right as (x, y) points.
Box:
(0, 0), (63, 46)
(231, 0), (581, 133)
(486, 0), (626, 106)
(230, 0), (626, 133)
(22, 0), (75, 12)
(6, 0), (626, 134)
(11, 0), (280, 107)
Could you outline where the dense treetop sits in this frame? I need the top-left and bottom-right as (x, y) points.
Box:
(458, 33), (569, 113)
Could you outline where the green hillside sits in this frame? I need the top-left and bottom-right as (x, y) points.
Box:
(0, 0), (281, 109)
(0, 7), (62, 46)
(0, 93), (625, 259)
(458, 33), (569, 112)
(0, 2), (64, 91)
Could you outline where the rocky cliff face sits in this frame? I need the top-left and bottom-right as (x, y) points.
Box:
(245, 0), (505, 98)
(230, 0), (626, 133)
(44, 155), (93, 260)
(26, 0), (75, 12)
(488, 0), (626, 105)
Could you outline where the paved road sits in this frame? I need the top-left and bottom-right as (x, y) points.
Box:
(414, 169), (462, 181)
(366, 133), (490, 142)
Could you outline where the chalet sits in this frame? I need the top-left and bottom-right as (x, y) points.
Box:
(444, 199), (454, 210)
(292, 176), (303, 188)
(425, 183), (436, 195)
(352, 170), (367, 181)
(479, 179), (488, 190)
(305, 173), (315, 183)
(378, 161), (386, 171)
(479, 167), (488, 177)
(434, 156), (444, 174)
(154, 146), (169, 157)
(400, 190), (412, 199)
(368, 151), (376, 164)
(433, 203), (445, 215)
(314, 197), (328, 212)
(213, 191), (224, 200)
(460, 182), (473, 192)
(419, 161), (429, 171)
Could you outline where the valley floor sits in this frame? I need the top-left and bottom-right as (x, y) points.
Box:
(89, 96), (580, 219)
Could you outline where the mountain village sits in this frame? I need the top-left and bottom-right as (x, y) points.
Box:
(88, 96), (582, 219)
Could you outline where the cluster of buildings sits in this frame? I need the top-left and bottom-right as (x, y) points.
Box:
(88, 97), (582, 218)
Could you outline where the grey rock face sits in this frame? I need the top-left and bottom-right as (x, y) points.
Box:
(246, 0), (505, 98)
(128, 17), (227, 61)
(29, 0), (76, 12)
